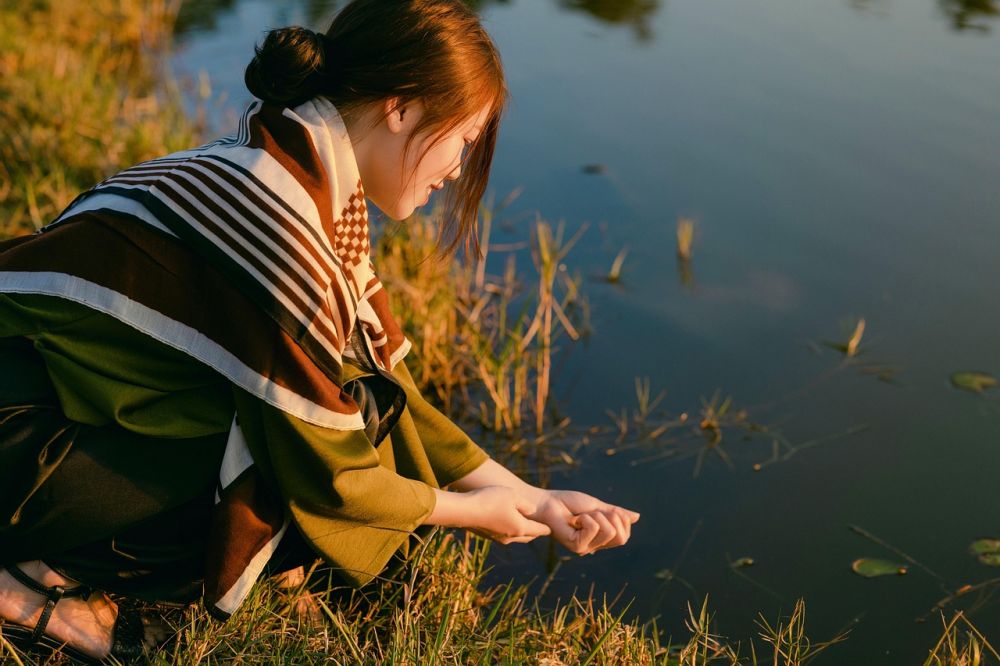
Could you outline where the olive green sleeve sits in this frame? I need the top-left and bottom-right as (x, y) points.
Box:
(389, 357), (490, 488)
(232, 387), (437, 588)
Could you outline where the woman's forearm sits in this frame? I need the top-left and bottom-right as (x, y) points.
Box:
(446, 458), (547, 507)
(421, 485), (552, 543)
(423, 488), (475, 527)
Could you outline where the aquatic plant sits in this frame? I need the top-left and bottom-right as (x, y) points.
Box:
(823, 317), (866, 358)
(950, 372), (999, 394)
(606, 245), (630, 283)
(676, 217), (695, 261)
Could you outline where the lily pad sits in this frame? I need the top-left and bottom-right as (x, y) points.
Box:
(851, 558), (907, 578)
(969, 538), (1000, 554)
(950, 372), (998, 393)
(979, 553), (1000, 567)
(970, 538), (1000, 566)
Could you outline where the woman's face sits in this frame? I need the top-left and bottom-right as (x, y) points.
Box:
(361, 99), (490, 221)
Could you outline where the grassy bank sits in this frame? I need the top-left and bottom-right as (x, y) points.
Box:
(0, 1), (995, 664)
(0, 0), (200, 237)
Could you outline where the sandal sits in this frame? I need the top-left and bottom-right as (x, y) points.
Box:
(0, 564), (147, 665)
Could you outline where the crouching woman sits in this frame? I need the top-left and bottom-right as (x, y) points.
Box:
(0, 1), (638, 662)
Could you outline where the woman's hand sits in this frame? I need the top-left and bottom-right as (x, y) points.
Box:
(530, 490), (640, 556)
(465, 485), (553, 544)
(427, 485), (552, 545)
(443, 459), (639, 553)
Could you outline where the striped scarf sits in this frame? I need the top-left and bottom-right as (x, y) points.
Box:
(0, 98), (413, 616)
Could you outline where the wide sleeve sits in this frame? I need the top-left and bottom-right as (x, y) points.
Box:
(388, 356), (490, 488)
(232, 387), (437, 588)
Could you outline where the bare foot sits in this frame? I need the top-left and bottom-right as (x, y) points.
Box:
(0, 560), (164, 659)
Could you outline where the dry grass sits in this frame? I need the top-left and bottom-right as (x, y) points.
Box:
(0, 0), (201, 237)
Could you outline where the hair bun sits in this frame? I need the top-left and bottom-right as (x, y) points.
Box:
(245, 26), (328, 106)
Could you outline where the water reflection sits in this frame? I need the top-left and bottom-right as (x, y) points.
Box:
(175, 0), (662, 41)
(174, 0), (236, 34)
(557, 0), (661, 40)
(468, 0), (662, 39)
(175, 0), (343, 35)
(849, 0), (1000, 32)
(938, 0), (1000, 31)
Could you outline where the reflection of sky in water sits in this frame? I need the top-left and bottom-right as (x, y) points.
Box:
(173, 1), (1000, 660)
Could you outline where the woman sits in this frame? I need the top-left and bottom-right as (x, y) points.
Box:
(0, 1), (639, 662)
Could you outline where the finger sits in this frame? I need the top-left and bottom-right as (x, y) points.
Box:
(575, 513), (600, 554)
(518, 517), (552, 538)
(608, 511), (628, 547)
(546, 513), (581, 551)
(502, 535), (542, 544)
(610, 508), (632, 543)
(618, 509), (632, 542)
(588, 511), (617, 552)
(470, 527), (503, 542)
(610, 504), (641, 523)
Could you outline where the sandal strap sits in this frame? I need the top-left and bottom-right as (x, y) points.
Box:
(3, 564), (93, 644)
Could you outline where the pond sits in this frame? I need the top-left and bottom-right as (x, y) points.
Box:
(172, 1), (1000, 661)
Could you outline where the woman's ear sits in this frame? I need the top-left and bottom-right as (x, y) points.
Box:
(384, 97), (406, 134)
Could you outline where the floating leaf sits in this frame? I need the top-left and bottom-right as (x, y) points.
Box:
(970, 538), (1000, 566)
(950, 372), (999, 393)
(979, 553), (1000, 567)
(851, 558), (907, 578)
(969, 538), (1000, 555)
(730, 557), (755, 568)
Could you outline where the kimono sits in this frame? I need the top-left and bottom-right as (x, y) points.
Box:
(0, 98), (488, 618)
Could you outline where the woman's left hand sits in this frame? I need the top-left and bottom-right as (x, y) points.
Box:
(529, 490), (640, 556)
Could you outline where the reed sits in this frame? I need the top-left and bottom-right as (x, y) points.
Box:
(374, 206), (588, 440)
(607, 245), (630, 282)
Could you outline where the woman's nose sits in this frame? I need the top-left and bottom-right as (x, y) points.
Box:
(446, 163), (461, 181)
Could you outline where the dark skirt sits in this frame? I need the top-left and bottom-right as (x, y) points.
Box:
(0, 336), (319, 603)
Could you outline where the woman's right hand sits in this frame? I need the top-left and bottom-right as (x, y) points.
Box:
(463, 485), (552, 545)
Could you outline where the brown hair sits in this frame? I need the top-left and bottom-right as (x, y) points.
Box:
(245, 0), (508, 260)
